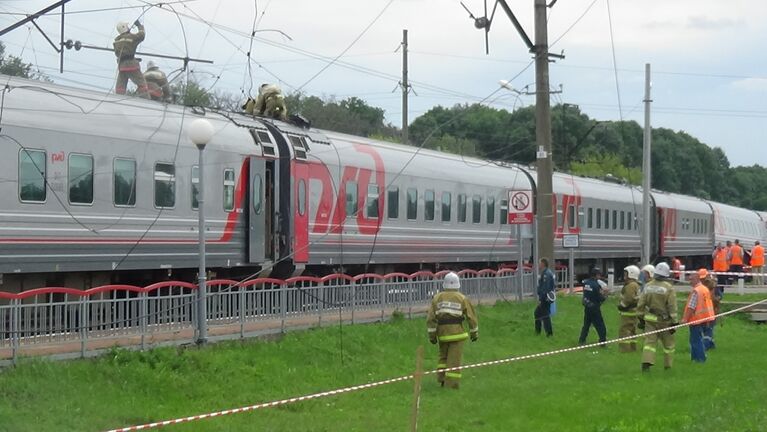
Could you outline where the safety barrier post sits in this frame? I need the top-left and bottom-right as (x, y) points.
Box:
(679, 265), (686, 283)
(738, 277), (745, 296)
(318, 281), (324, 327)
(607, 268), (614, 292)
(350, 280), (356, 325)
(409, 345), (425, 432)
(79, 296), (89, 358)
(280, 285), (287, 333)
(238, 284), (246, 339)
(380, 280), (386, 321)
(11, 299), (19, 365)
(407, 279), (413, 319)
(140, 291), (148, 351)
(517, 269), (523, 302)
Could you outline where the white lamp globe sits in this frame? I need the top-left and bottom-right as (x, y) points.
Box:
(189, 118), (215, 148)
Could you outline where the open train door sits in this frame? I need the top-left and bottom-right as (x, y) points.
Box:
(248, 156), (268, 263)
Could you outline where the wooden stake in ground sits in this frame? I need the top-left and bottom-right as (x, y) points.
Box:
(410, 345), (425, 432)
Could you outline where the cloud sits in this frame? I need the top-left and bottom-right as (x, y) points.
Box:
(686, 15), (744, 30)
(731, 78), (767, 92)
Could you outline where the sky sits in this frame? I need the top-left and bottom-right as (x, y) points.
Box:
(1, 0), (765, 167)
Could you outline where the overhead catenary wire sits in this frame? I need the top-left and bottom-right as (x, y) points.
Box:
(295, 0), (394, 92)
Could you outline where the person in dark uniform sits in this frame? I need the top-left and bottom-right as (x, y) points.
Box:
(534, 258), (556, 337)
(578, 267), (608, 346)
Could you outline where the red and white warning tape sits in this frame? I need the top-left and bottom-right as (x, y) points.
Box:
(104, 298), (767, 432)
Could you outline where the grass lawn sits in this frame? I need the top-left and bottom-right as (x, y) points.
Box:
(1, 294), (766, 432)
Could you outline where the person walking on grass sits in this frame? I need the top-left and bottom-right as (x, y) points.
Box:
(637, 262), (677, 372)
(534, 258), (556, 337)
(682, 269), (716, 363)
(579, 267), (608, 346)
(427, 272), (478, 389)
(617, 265), (641, 352)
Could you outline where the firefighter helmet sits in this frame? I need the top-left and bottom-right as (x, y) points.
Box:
(654, 262), (671, 278)
(624, 265), (640, 280)
(147, 61), (158, 70)
(443, 272), (461, 290)
(642, 264), (655, 277)
(116, 22), (130, 34)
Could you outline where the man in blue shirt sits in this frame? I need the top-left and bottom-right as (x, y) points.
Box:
(535, 258), (556, 337)
(579, 267), (608, 346)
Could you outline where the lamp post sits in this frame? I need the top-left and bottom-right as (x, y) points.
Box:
(189, 118), (215, 345)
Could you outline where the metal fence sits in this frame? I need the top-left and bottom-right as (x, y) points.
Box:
(0, 268), (536, 362)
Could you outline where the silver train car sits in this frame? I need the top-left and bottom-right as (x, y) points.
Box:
(1, 75), (766, 290)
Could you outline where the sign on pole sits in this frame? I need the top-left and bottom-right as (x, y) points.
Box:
(508, 190), (534, 224)
(562, 234), (580, 248)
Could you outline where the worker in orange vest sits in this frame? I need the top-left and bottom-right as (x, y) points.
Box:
(682, 269), (716, 362)
(728, 239), (744, 275)
(712, 243), (729, 288)
(751, 241), (765, 286)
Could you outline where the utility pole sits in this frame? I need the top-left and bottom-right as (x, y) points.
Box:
(534, 0), (554, 265)
(641, 63), (652, 264)
(401, 29), (409, 144)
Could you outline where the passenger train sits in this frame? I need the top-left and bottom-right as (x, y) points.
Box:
(1, 75), (765, 291)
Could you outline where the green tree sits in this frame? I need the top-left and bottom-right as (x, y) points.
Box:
(570, 153), (642, 185)
(0, 41), (49, 80)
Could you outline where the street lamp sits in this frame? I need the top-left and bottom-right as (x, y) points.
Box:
(189, 118), (215, 345)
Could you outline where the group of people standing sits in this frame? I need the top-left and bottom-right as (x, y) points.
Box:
(534, 258), (721, 372)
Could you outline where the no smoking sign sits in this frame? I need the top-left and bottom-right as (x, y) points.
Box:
(508, 190), (534, 224)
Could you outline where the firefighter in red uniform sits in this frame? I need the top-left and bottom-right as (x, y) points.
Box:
(427, 272), (478, 389)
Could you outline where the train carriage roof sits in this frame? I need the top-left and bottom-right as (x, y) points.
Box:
(651, 191), (711, 215)
(0, 75), (262, 155)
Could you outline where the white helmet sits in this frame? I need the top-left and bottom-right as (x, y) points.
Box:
(116, 21), (130, 34)
(624, 265), (640, 280)
(147, 61), (158, 70)
(642, 264), (655, 277)
(654, 262), (671, 278)
(443, 272), (461, 290)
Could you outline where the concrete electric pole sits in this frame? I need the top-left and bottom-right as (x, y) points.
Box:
(641, 63), (652, 265)
(533, 0), (554, 264)
(462, 0), (562, 264)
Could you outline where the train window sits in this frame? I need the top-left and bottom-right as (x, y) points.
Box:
(223, 169), (236, 212)
(458, 194), (467, 223)
(114, 158), (136, 207)
(587, 208), (593, 229)
(425, 190), (435, 221)
(68, 154), (94, 205)
(472, 195), (482, 224)
(556, 205), (563, 228)
(289, 136), (308, 160)
(568, 204), (576, 229)
(18, 149), (46, 203)
(155, 163), (176, 208)
(596, 208), (602, 229)
(604, 209), (609, 230)
(387, 187), (399, 219)
(612, 210), (617, 230)
(500, 199), (508, 225)
(487, 196), (495, 224)
(254, 130), (276, 157)
(620, 211), (625, 230)
(299, 179), (307, 216)
(345, 181), (358, 217)
(407, 188), (417, 220)
(253, 174), (263, 215)
(366, 185), (379, 218)
(191, 166), (200, 210)
(440, 191), (450, 222)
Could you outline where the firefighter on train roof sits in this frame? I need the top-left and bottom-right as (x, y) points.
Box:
(243, 83), (288, 120)
(113, 20), (149, 98)
(143, 61), (172, 103)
